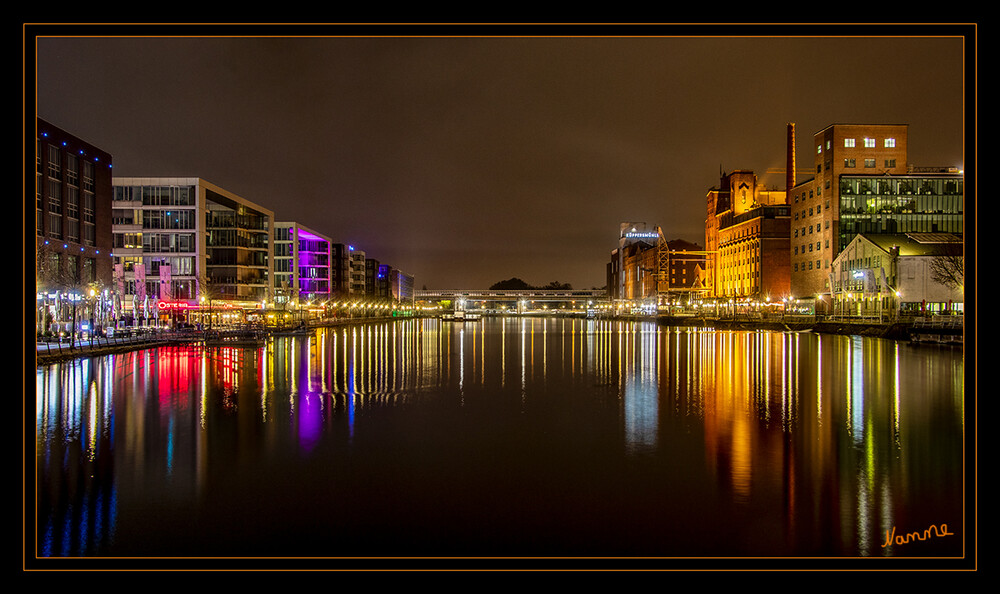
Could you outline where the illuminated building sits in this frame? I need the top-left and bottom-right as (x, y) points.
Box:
(705, 170), (790, 301)
(607, 222), (659, 306)
(788, 123), (963, 303)
(274, 222), (333, 303)
(111, 177), (274, 324)
(35, 118), (115, 334)
(380, 265), (415, 304)
(831, 232), (963, 318)
(607, 222), (705, 311)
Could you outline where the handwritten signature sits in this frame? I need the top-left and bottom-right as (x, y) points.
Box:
(882, 523), (954, 548)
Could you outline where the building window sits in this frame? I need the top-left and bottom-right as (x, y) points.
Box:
(885, 138), (896, 148)
(844, 138), (855, 147)
(885, 159), (896, 168)
(83, 162), (94, 193)
(47, 145), (61, 180)
(817, 145), (822, 154)
(864, 137), (876, 148)
(865, 158), (876, 168)
(66, 154), (79, 187)
(844, 158), (856, 168)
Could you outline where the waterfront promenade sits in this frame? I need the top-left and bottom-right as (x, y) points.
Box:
(33, 317), (402, 365)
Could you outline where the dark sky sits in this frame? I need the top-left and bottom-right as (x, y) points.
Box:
(32, 27), (968, 290)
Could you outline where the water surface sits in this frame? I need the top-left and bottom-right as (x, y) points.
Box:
(34, 317), (966, 561)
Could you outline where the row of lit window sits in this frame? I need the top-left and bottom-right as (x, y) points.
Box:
(843, 158), (897, 169)
(819, 137), (897, 152)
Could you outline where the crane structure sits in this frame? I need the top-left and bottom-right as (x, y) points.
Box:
(654, 225), (715, 308)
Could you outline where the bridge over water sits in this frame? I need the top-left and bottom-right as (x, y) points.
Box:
(414, 289), (607, 315)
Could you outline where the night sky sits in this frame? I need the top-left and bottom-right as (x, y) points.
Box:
(31, 26), (969, 290)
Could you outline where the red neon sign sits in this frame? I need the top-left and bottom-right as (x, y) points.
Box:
(157, 301), (236, 310)
(157, 301), (200, 310)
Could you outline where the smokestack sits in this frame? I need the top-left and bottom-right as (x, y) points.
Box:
(786, 123), (796, 191)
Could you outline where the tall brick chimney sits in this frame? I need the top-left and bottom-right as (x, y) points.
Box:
(786, 122), (796, 192)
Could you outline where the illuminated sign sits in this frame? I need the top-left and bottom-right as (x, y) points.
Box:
(158, 301), (199, 310)
(624, 232), (658, 239)
(158, 301), (237, 310)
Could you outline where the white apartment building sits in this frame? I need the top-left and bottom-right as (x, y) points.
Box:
(111, 177), (274, 324)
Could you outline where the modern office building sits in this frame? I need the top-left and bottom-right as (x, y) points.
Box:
(111, 177), (274, 325)
(788, 123), (964, 302)
(705, 170), (791, 302)
(385, 266), (415, 304)
(35, 119), (115, 333)
(274, 221), (333, 305)
(830, 232), (963, 318)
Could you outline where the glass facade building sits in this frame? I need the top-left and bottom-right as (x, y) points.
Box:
(111, 178), (273, 324)
(837, 173), (964, 251)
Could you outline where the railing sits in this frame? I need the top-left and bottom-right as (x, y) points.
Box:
(911, 316), (964, 330)
(35, 328), (198, 359)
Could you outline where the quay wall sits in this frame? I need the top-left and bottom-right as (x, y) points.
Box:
(654, 316), (934, 342)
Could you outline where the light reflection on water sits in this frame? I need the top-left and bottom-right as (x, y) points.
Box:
(34, 318), (965, 559)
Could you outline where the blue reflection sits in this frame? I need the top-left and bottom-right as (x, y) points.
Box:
(33, 321), (964, 558)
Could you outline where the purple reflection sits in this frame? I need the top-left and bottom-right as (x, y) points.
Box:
(298, 392), (322, 453)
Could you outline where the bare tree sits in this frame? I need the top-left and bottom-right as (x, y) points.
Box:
(929, 243), (964, 293)
(193, 273), (224, 331)
(35, 240), (98, 348)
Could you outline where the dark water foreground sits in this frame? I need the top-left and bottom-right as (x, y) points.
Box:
(31, 317), (969, 568)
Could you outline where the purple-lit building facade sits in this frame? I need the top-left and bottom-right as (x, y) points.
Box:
(274, 222), (333, 304)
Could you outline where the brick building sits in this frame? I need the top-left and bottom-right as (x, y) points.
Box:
(788, 123), (963, 307)
(705, 170), (791, 302)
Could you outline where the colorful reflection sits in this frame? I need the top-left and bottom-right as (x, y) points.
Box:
(34, 319), (964, 558)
